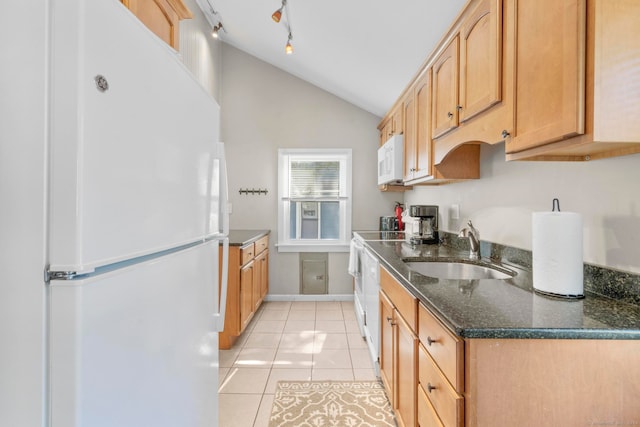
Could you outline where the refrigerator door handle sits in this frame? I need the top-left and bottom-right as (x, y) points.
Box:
(213, 236), (229, 331)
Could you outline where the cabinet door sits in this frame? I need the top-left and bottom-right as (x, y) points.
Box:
(507, 0), (586, 153)
(415, 71), (432, 180)
(459, 0), (502, 123)
(257, 249), (269, 301)
(252, 258), (261, 312)
(396, 312), (418, 427)
(403, 91), (417, 181)
(392, 106), (404, 136)
(240, 261), (254, 331)
(121, 0), (192, 50)
(432, 36), (460, 139)
(380, 291), (396, 405)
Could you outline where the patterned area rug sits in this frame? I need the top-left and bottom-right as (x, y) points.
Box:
(268, 381), (397, 427)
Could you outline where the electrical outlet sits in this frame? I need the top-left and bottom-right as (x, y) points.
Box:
(450, 204), (460, 220)
(227, 202), (233, 214)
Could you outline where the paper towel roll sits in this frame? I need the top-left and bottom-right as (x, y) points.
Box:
(532, 212), (584, 297)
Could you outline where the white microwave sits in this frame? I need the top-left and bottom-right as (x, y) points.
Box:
(377, 134), (404, 185)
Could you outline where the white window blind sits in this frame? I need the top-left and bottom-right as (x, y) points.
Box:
(290, 161), (340, 198)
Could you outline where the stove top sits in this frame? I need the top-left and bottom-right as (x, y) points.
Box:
(354, 231), (407, 241)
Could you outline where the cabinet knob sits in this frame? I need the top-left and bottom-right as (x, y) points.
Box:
(447, 111), (454, 119)
(426, 336), (437, 346)
(501, 130), (510, 139)
(427, 383), (437, 393)
(386, 316), (396, 326)
(456, 105), (463, 111)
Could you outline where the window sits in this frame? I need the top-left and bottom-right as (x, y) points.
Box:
(277, 148), (352, 252)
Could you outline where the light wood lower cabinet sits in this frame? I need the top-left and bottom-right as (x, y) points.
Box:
(381, 268), (640, 426)
(240, 260), (254, 332)
(252, 247), (269, 312)
(220, 235), (269, 350)
(418, 303), (464, 426)
(380, 267), (418, 427)
(465, 339), (640, 426)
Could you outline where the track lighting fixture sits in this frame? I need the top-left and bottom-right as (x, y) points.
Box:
(195, 0), (225, 39)
(211, 22), (223, 39)
(285, 32), (293, 55)
(272, 0), (285, 23)
(272, 0), (294, 54)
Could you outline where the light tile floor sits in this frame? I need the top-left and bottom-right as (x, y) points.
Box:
(219, 300), (377, 427)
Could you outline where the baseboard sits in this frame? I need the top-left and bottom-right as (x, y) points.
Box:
(264, 294), (354, 302)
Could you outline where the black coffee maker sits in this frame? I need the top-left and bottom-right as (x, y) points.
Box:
(409, 205), (439, 244)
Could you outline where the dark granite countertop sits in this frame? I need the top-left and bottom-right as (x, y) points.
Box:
(228, 230), (270, 247)
(360, 236), (640, 340)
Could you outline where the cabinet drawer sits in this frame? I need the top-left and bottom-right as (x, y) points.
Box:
(418, 303), (464, 392)
(419, 344), (463, 427)
(418, 384), (444, 427)
(255, 235), (269, 255)
(380, 266), (417, 331)
(240, 243), (255, 266)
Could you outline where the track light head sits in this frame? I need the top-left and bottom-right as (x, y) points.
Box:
(272, 8), (282, 22)
(272, 0), (286, 23)
(211, 22), (223, 38)
(285, 32), (293, 55)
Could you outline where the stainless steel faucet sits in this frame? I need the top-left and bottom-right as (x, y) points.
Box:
(458, 220), (480, 259)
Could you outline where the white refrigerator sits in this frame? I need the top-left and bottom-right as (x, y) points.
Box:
(0, 0), (228, 426)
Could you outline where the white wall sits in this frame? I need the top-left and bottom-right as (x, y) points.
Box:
(220, 45), (399, 295)
(179, 0), (223, 101)
(405, 143), (640, 274)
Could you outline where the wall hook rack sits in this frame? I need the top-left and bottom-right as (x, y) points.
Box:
(239, 188), (268, 195)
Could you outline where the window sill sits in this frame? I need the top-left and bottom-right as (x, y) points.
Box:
(276, 243), (350, 253)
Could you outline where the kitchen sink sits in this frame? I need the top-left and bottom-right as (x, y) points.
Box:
(404, 261), (515, 280)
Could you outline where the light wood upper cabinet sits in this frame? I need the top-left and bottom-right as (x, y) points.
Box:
(459, 0), (502, 123)
(403, 90), (417, 182)
(379, 0), (640, 170)
(379, 104), (404, 146)
(121, 0), (192, 50)
(391, 106), (404, 138)
(432, 0), (502, 140)
(432, 36), (460, 140)
(404, 71), (433, 183)
(414, 71), (433, 180)
(433, 0), (510, 165)
(507, 0), (586, 154)
(506, 0), (640, 160)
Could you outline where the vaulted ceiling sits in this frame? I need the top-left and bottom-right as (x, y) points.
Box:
(210, 0), (467, 117)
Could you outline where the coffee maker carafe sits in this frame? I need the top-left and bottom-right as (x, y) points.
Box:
(409, 205), (439, 244)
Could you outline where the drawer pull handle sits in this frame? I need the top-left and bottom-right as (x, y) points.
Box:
(427, 383), (436, 393)
(426, 336), (437, 346)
